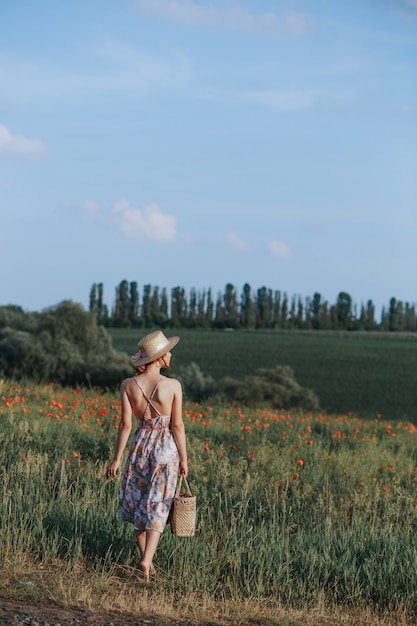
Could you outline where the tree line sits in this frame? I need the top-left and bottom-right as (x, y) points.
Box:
(89, 281), (417, 332)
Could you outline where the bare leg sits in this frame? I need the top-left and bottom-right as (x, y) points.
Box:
(135, 530), (146, 560)
(135, 529), (160, 581)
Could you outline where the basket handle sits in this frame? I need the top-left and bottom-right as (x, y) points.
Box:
(175, 474), (192, 497)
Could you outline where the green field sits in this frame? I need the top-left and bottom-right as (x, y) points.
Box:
(109, 328), (417, 422)
(2, 380), (417, 623)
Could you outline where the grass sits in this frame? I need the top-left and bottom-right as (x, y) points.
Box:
(108, 328), (417, 421)
(2, 563), (414, 625)
(2, 379), (417, 624)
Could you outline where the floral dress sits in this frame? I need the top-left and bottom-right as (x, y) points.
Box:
(118, 378), (179, 533)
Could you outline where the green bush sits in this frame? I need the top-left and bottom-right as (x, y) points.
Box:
(220, 365), (320, 411)
(178, 361), (320, 411)
(178, 361), (216, 402)
(0, 304), (37, 332)
(0, 301), (132, 388)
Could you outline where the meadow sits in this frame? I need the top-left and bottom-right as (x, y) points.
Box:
(109, 328), (417, 422)
(1, 379), (417, 625)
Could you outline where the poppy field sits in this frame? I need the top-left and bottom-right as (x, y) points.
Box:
(1, 379), (417, 621)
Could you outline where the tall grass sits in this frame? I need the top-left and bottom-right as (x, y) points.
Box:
(1, 380), (417, 618)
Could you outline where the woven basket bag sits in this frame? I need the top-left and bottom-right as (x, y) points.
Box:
(169, 475), (196, 537)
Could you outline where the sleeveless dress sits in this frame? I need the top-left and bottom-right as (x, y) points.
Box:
(118, 378), (179, 533)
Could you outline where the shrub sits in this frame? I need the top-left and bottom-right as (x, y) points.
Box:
(0, 301), (132, 388)
(220, 365), (320, 411)
(178, 361), (320, 411)
(178, 361), (216, 402)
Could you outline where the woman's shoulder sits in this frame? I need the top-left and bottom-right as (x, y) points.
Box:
(120, 376), (135, 391)
(162, 374), (181, 385)
(162, 375), (182, 391)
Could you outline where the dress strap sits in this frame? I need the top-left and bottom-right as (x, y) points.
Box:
(133, 377), (164, 419)
(149, 378), (163, 400)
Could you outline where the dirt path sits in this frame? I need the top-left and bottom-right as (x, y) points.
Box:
(0, 598), (193, 626)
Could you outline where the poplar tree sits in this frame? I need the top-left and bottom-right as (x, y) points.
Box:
(150, 286), (160, 324)
(206, 288), (214, 324)
(160, 288), (169, 320)
(113, 280), (130, 326)
(223, 283), (238, 327)
(89, 283), (97, 316)
(281, 293), (289, 329)
(389, 297), (399, 331)
(171, 287), (187, 326)
(311, 292), (322, 330)
(97, 283), (108, 326)
(273, 291), (281, 327)
(188, 287), (197, 327)
(142, 284), (152, 327)
(289, 295), (296, 329)
(197, 289), (208, 327)
(129, 281), (139, 326)
(380, 306), (389, 331)
(336, 292), (352, 329)
(241, 283), (255, 329)
(214, 291), (224, 326)
(304, 296), (312, 329)
(296, 295), (304, 329)
(256, 287), (267, 328)
(264, 288), (273, 328)
(365, 300), (376, 331)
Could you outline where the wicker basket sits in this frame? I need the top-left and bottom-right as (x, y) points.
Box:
(170, 475), (196, 537)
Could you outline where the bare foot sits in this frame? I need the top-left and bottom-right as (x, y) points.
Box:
(138, 561), (150, 583)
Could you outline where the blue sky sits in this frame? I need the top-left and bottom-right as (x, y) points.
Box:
(1, 0), (416, 315)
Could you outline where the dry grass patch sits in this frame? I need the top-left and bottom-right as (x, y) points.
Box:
(0, 562), (414, 626)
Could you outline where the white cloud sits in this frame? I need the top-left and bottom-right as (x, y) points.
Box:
(227, 231), (250, 251)
(400, 105), (417, 116)
(113, 200), (176, 243)
(0, 123), (45, 158)
(82, 200), (101, 216)
(0, 44), (190, 106)
(134, 0), (311, 37)
(89, 41), (190, 92)
(268, 240), (292, 260)
(198, 88), (356, 111)
(227, 88), (357, 111)
(238, 89), (320, 111)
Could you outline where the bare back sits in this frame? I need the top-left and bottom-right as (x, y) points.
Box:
(123, 374), (180, 421)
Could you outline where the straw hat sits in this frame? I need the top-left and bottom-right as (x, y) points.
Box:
(131, 330), (180, 366)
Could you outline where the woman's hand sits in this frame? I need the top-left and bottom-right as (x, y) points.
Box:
(179, 460), (188, 478)
(106, 459), (120, 480)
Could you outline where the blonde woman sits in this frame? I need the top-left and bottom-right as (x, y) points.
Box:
(107, 330), (188, 581)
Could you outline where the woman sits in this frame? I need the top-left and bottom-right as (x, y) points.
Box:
(106, 330), (188, 581)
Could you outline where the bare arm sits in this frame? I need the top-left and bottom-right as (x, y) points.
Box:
(171, 380), (188, 477)
(106, 381), (133, 480)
